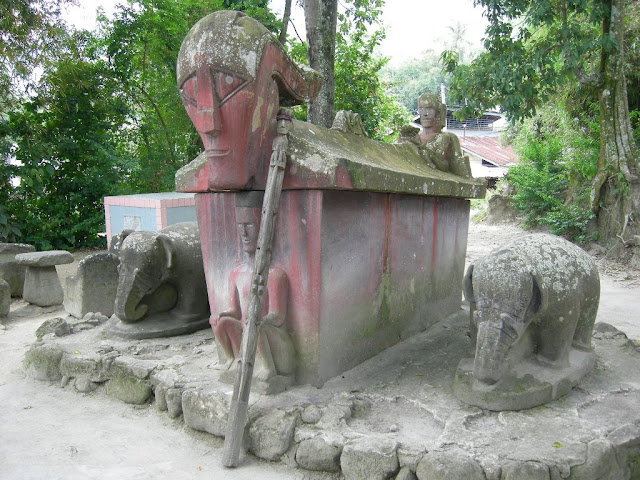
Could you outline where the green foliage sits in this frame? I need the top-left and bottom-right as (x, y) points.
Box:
(0, 0), (71, 112)
(442, 0), (603, 122)
(1, 31), (129, 249)
(381, 51), (446, 114)
(508, 97), (599, 241)
(289, 0), (409, 140)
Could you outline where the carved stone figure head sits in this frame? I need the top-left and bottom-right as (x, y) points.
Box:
(235, 191), (264, 254)
(276, 108), (293, 136)
(177, 11), (320, 190)
(417, 93), (446, 132)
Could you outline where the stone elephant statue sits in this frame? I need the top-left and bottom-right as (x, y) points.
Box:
(110, 222), (209, 339)
(454, 233), (600, 410)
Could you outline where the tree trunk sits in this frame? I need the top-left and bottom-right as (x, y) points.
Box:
(278, 0), (292, 45)
(303, 0), (337, 127)
(591, 0), (640, 253)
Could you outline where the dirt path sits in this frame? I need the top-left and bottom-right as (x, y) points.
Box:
(1, 221), (638, 479)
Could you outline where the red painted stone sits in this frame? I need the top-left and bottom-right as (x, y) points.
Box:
(196, 191), (469, 386)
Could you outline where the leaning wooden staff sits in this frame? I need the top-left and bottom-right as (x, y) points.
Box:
(222, 109), (293, 467)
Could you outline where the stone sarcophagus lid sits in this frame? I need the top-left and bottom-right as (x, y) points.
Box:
(176, 10), (485, 387)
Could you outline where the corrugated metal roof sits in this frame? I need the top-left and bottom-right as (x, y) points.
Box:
(459, 136), (519, 167)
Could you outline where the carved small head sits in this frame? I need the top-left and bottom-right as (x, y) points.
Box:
(417, 93), (446, 132)
(276, 108), (293, 136)
(235, 191), (264, 254)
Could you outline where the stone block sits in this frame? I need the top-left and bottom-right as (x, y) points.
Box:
(64, 252), (119, 318)
(198, 191), (470, 387)
(182, 387), (230, 437)
(23, 343), (64, 381)
(166, 388), (183, 418)
(0, 278), (9, 317)
(502, 461), (550, 480)
(104, 357), (155, 404)
(296, 436), (342, 472)
(35, 317), (71, 339)
(247, 407), (300, 461)
(395, 466), (417, 480)
(105, 374), (152, 405)
(0, 242), (35, 296)
(415, 451), (485, 480)
(15, 250), (73, 307)
(341, 437), (399, 480)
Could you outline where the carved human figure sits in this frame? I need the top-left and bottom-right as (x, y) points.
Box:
(416, 93), (472, 178)
(212, 190), (295, 381)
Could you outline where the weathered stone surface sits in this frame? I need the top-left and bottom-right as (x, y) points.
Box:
(64, 252), (119, 319)
(395, 466), (417, 480)
(35, 317), (71, 339)
(108, 222), (209, 339)
(104, 357), (155, 404)
(415, 451), (485, 480)
(0, 278), (9, 316)
(248, 408), (300, 461)
(155, 385), (168, 411)
(198, 191), (471, 387)
(458, 233), (600, 411)
(501, 461), (550, 480)
(302, 405), (323, 424)
(59, 352), (101, 380)
(166, 388), (183, 418)
(607, 421), (640, 448)
(567, 439), (626, 480)
(341, 437), (399, 480)
(17, 251), (72, 307)
(0, 242), (35, 296)
(24, 343), (64, 381)
(105, 374), (152, 405)
(296, 436), (342, 472)
(182, 387), (230, 437)
(74, 377), (100, 393)
(15, 250), (73, 267)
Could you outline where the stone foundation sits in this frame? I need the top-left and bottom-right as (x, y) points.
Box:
(24, 309), (640, 479)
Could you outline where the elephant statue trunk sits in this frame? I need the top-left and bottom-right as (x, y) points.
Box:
(473, 313), (520, 385)
(114, 267), (155, 323)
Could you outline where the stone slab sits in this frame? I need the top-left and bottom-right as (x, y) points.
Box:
(453, 350), (597, 411)
(15, 250), (73, 267)
(64, 252), (119, 319)
(105, 314), (210, 340)
(0, 279), (9, 317)
(22, 310), (640, 479)
(0, 242), (35, 296)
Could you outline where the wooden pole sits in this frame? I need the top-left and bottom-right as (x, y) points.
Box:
(222, 114), (291, 468)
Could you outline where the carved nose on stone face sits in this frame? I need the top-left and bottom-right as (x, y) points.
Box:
(195, 65), (222, 136)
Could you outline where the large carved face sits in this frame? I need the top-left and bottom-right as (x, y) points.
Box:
(177, 11), (320, 191)
(180, 65), (253, 165)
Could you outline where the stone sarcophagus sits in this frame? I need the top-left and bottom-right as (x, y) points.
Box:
(176, 11), (485, 388)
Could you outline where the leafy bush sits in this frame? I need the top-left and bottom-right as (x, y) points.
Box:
(508, 97), (599, 241)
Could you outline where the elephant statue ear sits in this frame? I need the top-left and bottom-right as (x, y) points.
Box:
(463, 264), (475, 303)
(527, 273), (544, 317)
(156, 234), (174, 275)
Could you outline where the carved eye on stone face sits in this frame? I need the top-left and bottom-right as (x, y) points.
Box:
(180, 76), (198, 107)
(179, 68), (249, 108)
(214, 71), (248, 106)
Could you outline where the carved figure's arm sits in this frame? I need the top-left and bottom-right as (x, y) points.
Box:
(218, 269), (241, 320)
(262, 268), (288, 328)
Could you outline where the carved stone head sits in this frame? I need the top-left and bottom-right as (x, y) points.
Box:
(177, 11), (320, 191)
(417, 93), (446, 132)
(235, 191), (264, 254)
